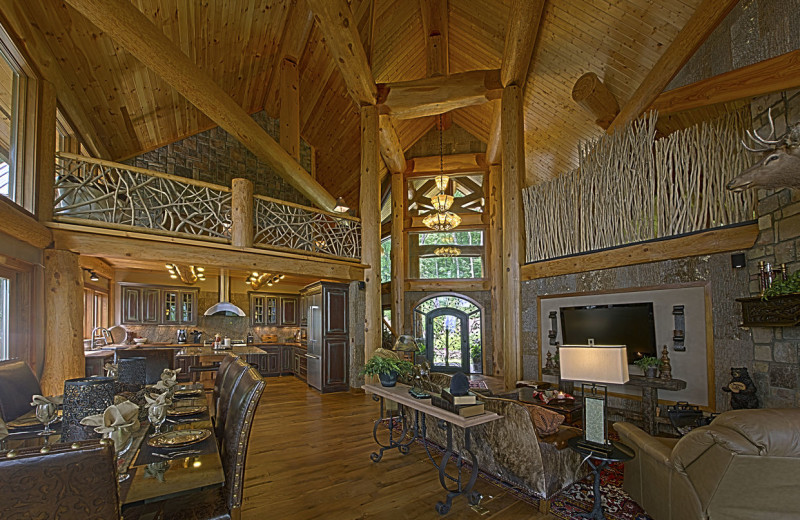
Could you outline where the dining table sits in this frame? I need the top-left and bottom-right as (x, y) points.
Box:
(0, 383), (225, 510)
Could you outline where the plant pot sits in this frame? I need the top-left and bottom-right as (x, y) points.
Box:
(645, 366), (658, 378)
(379, 371), (398, 387)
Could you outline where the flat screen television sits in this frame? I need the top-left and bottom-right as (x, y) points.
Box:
(560, 302), (657, 364)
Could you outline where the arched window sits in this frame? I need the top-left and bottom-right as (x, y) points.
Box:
(413, 294), (482, 374)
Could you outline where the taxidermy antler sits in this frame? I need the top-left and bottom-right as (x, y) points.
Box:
(727, 108), (800, 192)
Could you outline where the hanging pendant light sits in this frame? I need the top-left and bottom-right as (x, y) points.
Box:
(435, 246), (461, 257)
(423, 114), (460, 232)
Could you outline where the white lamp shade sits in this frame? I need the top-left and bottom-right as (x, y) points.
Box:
(559, 345), (630, 384)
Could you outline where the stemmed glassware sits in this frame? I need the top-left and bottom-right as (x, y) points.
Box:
(35, 402), (58, 436)
(108, 430), (135, 482)
(148, 403), (168, 436)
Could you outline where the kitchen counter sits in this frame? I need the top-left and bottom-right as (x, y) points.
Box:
(99, 341), (306, 350)
(175, 346), (271, 356)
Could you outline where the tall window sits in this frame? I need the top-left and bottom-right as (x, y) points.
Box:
(0, 44), (25, 203)
(410, 231), (484, 279)
(380, 236), (391, 283)
(413, 295), (483, 374)
(0, 276), (8, 360)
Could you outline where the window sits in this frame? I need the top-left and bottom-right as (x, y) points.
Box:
(413, 295), (483, 374)
(380, 236), (391, 283)
(410, 231), (484, 279)
(0, 51), (20, 201)
(83, 271), (110, 341)
(0, 276), (8, 361)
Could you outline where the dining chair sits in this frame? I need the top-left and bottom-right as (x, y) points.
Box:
(0, 359), (42, 422)
(211, 353), (240, 419)
(115, 348), (175, 385)
(0, 439), (120, 520)
(213, 358), (250, 440)
(124, 366), (265, 520)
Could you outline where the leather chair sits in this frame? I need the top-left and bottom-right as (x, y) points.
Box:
(0, 439), (120, 519)
(0, 359), (42, 422)
(124, 366), (266, 520)
(214, 358), (249, 440)
(614, 408), (800, 520)
(211, 353), (239, 419)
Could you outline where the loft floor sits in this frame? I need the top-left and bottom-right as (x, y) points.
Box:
(241, 377), (554, 519)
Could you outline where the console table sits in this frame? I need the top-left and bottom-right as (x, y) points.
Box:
(625, 375), (687, 434)
(362, 383), (502, 515)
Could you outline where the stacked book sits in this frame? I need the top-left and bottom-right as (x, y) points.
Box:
(430, 388), (485, 417)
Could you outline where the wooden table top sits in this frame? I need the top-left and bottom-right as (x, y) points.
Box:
(362, 383), (502, 428)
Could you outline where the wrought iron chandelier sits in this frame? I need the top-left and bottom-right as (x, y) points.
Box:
(423, 115), (461, 232)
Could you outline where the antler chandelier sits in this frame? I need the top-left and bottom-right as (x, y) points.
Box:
(165, 264), (205, 285)
(423, 115), (461, 232)
(247, 272), (285, 291)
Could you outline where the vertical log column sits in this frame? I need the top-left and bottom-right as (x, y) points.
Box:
(40, 250), (84, 396)
(36, 79), (57, 222)
(501, 85), (524, 390)
(390, 171), (406, 335)
(279, 57), (300, 160)
(231, 178), (254, 248)
(488, 163), (505, 377)
(361, 105), (382, 359)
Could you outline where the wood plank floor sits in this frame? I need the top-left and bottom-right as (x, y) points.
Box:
(241, 377), (558, 520)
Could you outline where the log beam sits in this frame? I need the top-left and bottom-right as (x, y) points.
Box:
(0, 196), (53, 248)
(486, 100), (502, 165)
(500, 0), (546, 87)
(607, 0), (739, 133)
(0, 0), (110, 158)
(361, 106), (382, 359)
(501, 85), (524, 390)
(307, 0), (377, 106)
(419, 0), (449, 77)
(390, 171), (406, 335)
(405, 153), (485, 176)
(279, 58), (300, 160)
(572, 72), (620, 130)
(40, 249), (84, 396)
(63, 0), (337, 211)
(651, 50), (800, 116)
(36, 79), (57, 222)
(377, 69), (502, 120)
(378, 115), (407, 174)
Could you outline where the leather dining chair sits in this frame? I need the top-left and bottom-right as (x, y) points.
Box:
(211, 353), (239, 419)
(124, 366), (266, 520)
(0, 359), (43, 422)
(0, 439), (120, 520)
(214, 358), (250, 440)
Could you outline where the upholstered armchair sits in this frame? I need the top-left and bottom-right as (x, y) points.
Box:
(614, 408), (800, 520)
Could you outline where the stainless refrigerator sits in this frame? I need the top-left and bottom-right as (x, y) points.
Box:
(305, 292), (322, 390)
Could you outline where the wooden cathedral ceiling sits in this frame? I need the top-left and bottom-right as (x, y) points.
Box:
(14, 0), (705, 205)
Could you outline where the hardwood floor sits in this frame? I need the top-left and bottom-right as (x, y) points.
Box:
(241, 377), (557, 520)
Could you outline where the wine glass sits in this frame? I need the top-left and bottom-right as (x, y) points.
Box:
(148, 403), (168, 436)
(108, 429), (135, 482)
(35, 402), (58, 436)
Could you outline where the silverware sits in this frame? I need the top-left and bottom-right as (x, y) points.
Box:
(153, 450), (201, 459)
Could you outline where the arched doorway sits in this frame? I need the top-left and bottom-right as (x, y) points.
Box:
(413, 295), (482, 374)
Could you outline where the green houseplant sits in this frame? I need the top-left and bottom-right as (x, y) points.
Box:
(634, 356), (661, 378)
(361, 354), (413, 387)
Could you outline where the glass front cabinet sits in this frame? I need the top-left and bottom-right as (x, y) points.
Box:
(250, 293), (298, 327)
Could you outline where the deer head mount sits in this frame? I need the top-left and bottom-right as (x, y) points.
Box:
(727, 109), (800, 192)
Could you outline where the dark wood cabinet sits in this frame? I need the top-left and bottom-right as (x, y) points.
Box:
(293, 347), (307, 382)
(302, 282), (349, 393)
(120, 284), (198, 326)
(250, 293), (299, 327)
(324, 287), (348, 335)
(281, 345), (293, 374)
(323, 337), (348, 390)
(281, 297), (298, 326)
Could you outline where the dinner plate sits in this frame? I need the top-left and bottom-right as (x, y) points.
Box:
(166, 405), (207, 417)
(7, 414), (62, 430)
(147, 429), (211, 448)
(173, 389), (203, 398)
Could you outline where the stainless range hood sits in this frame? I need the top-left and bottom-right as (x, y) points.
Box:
(203, 269), (246, 316)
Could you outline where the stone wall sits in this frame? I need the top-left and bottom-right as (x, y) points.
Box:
(125, 111), (312, 205)
(521, 252), (754, 413)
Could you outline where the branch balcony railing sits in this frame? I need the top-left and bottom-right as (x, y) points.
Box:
(53, 153), (362, 261)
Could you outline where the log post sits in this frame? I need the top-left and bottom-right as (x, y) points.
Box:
(36, 79), (57, 222)
(279, 57), (300, 160)
(361, 105), (382, 359)
(230, 178), (254, 248)
(572, 72), (620, 130)
(501, 85), (524, 390)
(390, 171), (405, 335)
(40, 249), (84, 395)
(488, 164), (504, 377)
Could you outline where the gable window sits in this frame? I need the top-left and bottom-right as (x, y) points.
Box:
(410, 231), (484, 279)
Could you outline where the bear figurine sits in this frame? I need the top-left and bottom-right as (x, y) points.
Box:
(721, 367), (759, 409)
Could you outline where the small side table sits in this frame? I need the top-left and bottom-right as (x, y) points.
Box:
(567, 437), (634, 520)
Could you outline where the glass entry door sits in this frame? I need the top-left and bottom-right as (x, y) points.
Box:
(424, 308), (469, 372)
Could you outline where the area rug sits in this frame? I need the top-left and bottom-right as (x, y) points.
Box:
(468, 380), (489, 390)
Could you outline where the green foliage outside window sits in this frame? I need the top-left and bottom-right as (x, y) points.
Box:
(380, 237), (391, 283)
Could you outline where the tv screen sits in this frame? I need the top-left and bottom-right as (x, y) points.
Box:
(560, 303), (657, 364)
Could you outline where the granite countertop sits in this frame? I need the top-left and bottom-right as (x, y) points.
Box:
(175, 346), (274, 356)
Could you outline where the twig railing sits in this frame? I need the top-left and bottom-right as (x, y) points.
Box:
(53, 153), (362, 260)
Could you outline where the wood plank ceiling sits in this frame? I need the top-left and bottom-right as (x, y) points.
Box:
(13, 0), (708, 207)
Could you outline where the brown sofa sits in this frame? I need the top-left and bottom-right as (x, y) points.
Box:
(411, 373), (588, 508)
(614, 408), (800, 520)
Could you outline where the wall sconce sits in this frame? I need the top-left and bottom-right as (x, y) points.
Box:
(84, 268), (100, 282)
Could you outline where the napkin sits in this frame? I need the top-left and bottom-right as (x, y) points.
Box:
(153, 368), (181, 390)
(104, 362), (118, 378)
(80, 400), (140, 436)
(144, 391), (172, 408)
(31, 394), (64, 406)
(0, 417), (8, 438)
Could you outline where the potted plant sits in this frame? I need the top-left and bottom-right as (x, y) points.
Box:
(634, 356), (661, 378)
(361, 354), (413, 387)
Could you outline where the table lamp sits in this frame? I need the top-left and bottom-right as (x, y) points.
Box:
(559, 344), (629, 455)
